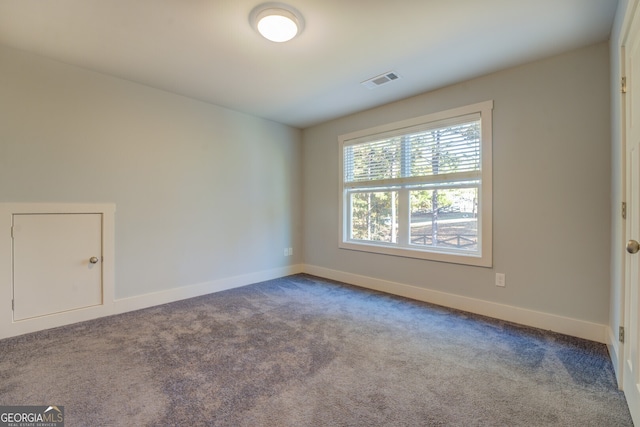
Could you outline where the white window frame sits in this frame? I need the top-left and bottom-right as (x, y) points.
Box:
(338, 100), (493, 267)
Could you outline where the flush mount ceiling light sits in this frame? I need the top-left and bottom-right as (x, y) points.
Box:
(250, 3), (305, 43)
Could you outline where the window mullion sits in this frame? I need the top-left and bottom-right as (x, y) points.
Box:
(396, 136), (411, 246)
(397, 188), (410, 246)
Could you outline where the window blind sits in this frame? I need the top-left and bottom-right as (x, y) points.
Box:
(344, 115), (481, 185)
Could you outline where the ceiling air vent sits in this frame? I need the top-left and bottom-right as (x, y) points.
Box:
(361, 71), (401, 89)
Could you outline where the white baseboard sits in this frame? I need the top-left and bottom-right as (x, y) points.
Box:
(0, 304), (115, 340)
(303, 264), (607, 344)
(0, 264), (303, 340)
(1, 262), (607, 345)
(607, 325), (624, 389)
(114, 264), (304, 314)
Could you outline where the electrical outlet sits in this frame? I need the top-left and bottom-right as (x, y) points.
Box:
(495, 273), (506, 287)
(284, 248), (289, 257)
(288, 247), (293, 256)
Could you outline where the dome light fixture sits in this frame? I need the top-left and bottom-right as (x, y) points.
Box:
(250, 3), (305, 43)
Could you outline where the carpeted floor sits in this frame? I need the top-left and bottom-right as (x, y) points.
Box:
(0, 274), (633, 426)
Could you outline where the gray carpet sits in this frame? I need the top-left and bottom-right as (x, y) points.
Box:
(0, 274), (633, 426)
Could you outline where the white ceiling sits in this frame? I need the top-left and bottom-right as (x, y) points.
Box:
(0, 0), (619, 128)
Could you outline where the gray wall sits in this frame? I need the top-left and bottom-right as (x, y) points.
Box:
(0, 46), (302, 299)
(0, 40), (613, 326)
(302, 42), (611, 324)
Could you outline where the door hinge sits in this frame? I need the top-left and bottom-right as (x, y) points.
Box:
(623, 202), (627, 220)
(620, 326), (625, 343)
(622, 77), (628, 94)
(11, 299), (14, 311)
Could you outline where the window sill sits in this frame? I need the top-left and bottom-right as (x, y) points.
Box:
(339, 240), (492, 267)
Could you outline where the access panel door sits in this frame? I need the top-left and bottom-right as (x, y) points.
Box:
(12, 213), (103, 321)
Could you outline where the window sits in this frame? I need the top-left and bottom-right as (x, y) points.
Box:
(339, 101), (493, 267)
